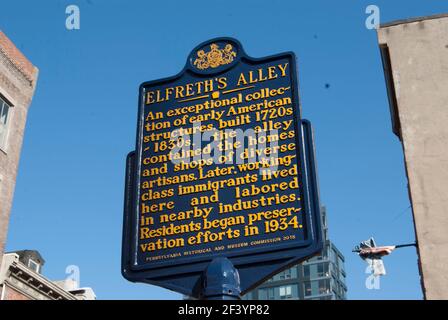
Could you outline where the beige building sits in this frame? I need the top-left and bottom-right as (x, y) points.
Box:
(0, 31), (38, 267)
(0, 250), (96, 300)
(378, 14), (448, 299)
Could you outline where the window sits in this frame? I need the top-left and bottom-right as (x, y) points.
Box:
(304, 281), (312, 296)
(339, 269), (346, 284)
(303, 262), (329, 279)
(258, 289), (267, 300)
(0, 96), (11, 150)
(330, 248), (337, 263)
(28, 259), (40, 273)
(317, 263), (327, 277)
(303, 265), (309, 278)
(279, 286), (292, 299)
(268, 288), (275, 300)
(319, 279), (331, 295)
(338, 255), (346, 274)
(271, 267), (297, 281)
(340, 287), (347, 299)
(303, 279), (331, 297)
(279, 268), (292, 280)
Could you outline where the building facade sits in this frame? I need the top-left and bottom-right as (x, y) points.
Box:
(242, 207), (347, 300)
(0, 250), (96, 300)
(0, 31), (38, 267)
(378, 14), (448, 299)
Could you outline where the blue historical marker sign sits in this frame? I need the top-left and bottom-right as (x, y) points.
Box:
(122, 38), (323, 298)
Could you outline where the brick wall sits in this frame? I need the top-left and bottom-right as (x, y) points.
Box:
(2, 284), (31, 300)
(0, 31), (38, 267)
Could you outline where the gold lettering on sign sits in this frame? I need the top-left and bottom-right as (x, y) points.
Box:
(138, 44), (304, 262)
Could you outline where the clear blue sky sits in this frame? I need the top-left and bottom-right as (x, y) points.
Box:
(2, 0), (447, 300)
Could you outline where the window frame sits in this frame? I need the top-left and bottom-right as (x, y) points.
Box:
(0, 94), (14, 153)
(28, 258), (40, 273)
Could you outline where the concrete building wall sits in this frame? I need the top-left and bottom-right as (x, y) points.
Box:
(0, 31), (38, 267)
(378, 14), (448, 299)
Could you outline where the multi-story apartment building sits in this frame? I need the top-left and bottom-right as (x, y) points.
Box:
(243, 207), (347, 300)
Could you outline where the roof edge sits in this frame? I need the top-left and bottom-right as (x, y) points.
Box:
(0, 30), (38, 84)
(380, 13), (448, 28)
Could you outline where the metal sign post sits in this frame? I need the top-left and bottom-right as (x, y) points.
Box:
(201, 257), (241, 300)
